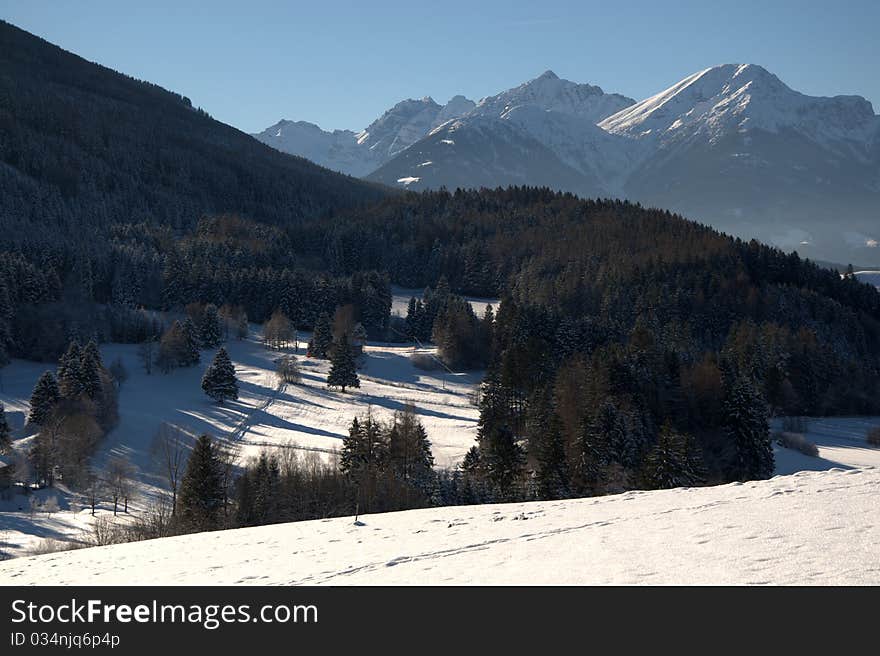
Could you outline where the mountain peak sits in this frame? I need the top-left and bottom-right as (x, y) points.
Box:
(537, 69), (559, 81)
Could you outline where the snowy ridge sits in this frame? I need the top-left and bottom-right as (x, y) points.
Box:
(254, 95), (475, 177)
(2, 467), (879, 585)
(599, 64), (879, 153)
(473, 69), (635, 124)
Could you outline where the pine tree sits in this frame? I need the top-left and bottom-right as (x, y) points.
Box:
(0, 402), (11, 454)
(462, 445), (481, 475)
(577, 410), (612, 493)
(200, 304), (222, 348)
(723, 376), (774, 481)
(482, 424), (525, 500)
(57, 340), (83, 398)
(643, 422), (704, 489)
(181, 318), (201, 366)
(235, 468), (254, 527)
(327, 334), (360, 392)
(251, 452), (280, 524)
(178, 434), (225, 531)
(340, 414), (386, 513)
(534, 407), (569, 500)
(309, 312), (333, 358)
(387, 405), (435, 501)
(339, 417), (362, 477)
(28, 371), (60, 425)
(201, 348), (239, 404)
(80, 339), (102, 400)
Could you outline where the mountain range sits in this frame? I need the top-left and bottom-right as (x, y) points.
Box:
(255, 66), (880, 266)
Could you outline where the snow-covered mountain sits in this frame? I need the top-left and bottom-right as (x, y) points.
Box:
(254, 121), (374, 176)
(367, 70), (637, 196)
(598, 64), (880, 264)
(599, 64), (877, 156)
(368, 115), (606, 197)
(257, 65), (880, 265)
(254, 96), (476, 177)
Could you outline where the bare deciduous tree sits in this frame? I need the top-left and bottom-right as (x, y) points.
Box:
(82, 467), (104, 516)
(105, 455), (134, 516)
(137, 338), (156, 375)
(151, 423), (188, 515)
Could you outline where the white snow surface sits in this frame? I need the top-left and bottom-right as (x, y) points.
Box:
(2, 466), (879, 585)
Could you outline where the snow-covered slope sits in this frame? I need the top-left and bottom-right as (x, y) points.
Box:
(598, 64), (880, 265)
(2, 466), (878, 585)
(367, 115), (607, 196)
(473, 70), (633, 125)
(599, 64), (878, 155)
(253, 121), (374, 177)
(856, 271), (880, 288)
(369, 71), (637, 195)
(0, 303), (483, 557)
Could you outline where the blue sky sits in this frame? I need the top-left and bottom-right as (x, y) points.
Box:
(2, 1), (878, 133)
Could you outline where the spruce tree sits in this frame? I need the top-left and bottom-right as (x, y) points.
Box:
(0, 402), (11, 455)
(482, 424), (525, 500)
(340, 414), (386, 513)
(201, 348), (239, 404)
(57, 340), (83, 398)
(643, 422), (704, 489)
(534, 409), (569, 500)
(181, 318), (201, 366)
(723, 376), (774, 481)
(28, 371), (60, 426)
(327, 334), (359, 392)
(309, 312), (333, 358)
(80, 339), (102, 400)
(178, 434), (225, 531)
(251, 452), (280, 524)
(200, 304), (222, 348)
(235, 468), (254, 527)
(339, 417), (362, 477)
(577, 411), (612, 493)
(387, 405), (435, 501)
(462, 445), (481, 475)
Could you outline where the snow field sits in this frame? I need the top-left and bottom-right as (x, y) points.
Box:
(2, 466), (878, 585)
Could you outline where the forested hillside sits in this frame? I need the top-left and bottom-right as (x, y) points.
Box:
(316, 188), (880, 497)
(0, 21), (384, 236)
(0, 20), (386, 362)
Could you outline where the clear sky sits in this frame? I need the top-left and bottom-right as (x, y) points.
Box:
(2, 0), (878, 133)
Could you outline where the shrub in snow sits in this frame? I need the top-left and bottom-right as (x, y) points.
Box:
(867, 428), (880, 447)
(275, 355), (301, 384)
(410, 353), (442, 371)
(775, 431), (819, 457)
